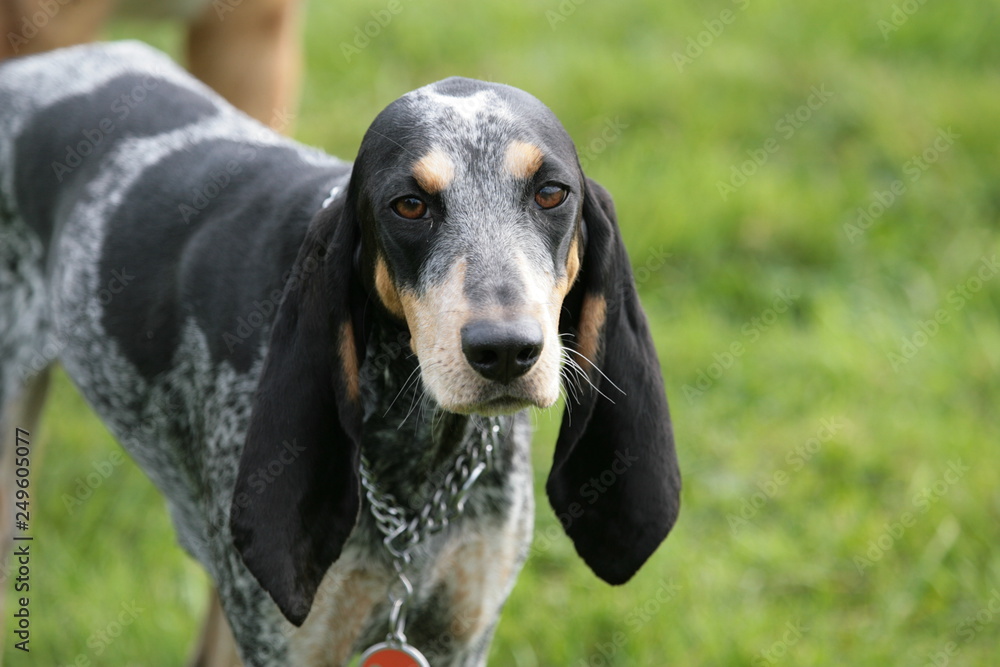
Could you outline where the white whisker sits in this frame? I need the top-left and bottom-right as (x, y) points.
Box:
(384, 364), (424, 419)
(564, 346), (626, 397)
(559, 347), (618, 404)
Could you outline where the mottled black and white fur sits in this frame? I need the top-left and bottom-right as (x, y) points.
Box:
(0, 42), (680, 666)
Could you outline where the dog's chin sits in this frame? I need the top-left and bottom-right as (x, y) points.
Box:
(435, 385), (559, 417)
(457, 396), (535, 417)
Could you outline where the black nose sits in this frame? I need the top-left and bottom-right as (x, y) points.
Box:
(461, 318), (544, 383)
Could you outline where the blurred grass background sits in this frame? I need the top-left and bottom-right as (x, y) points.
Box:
(5, 0), (1000, 664)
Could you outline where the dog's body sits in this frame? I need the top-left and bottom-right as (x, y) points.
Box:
(0, 42), (679, 665)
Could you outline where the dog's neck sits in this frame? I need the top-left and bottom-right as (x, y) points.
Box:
(357, 320), (516, 505)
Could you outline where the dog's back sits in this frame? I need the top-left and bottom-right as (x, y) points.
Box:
(1, 42), (348, 431)
(0, 44), (350, 655)
(1, 44), (209, 399)
(1, 42), (345, 422)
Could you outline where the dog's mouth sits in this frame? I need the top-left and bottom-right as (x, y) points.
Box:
(456, 395), (535, 417)
(435, 378), (558, 417)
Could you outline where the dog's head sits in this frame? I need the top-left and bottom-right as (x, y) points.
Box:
(350, 77), (581, 415)
(231, 78), (681, 625)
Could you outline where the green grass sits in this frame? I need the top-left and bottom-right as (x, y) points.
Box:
(5, 0), (1000, 664)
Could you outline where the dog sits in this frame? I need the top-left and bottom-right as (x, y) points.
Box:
(0, 41), (681, 666)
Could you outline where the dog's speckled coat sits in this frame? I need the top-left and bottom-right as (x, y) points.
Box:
(0, 42), (680, 666)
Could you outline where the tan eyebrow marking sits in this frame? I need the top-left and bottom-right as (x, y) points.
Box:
(412, 148), (456, 194)
(503, 140), (544, 179)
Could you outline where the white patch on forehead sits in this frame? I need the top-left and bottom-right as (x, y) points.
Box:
(421, 88), (513, 124)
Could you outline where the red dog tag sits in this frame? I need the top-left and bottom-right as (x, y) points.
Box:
(359, 642), (430, 667)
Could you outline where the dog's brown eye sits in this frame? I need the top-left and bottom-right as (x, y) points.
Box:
(392, 196), (428, 220)
(535, 184), (567, 209)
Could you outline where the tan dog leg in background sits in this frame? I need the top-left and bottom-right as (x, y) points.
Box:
(187, 588), (243, 667)
(186, 0), (302, 132)
(0, 0), (117, 58)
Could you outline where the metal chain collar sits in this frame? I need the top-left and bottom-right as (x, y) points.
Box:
(359, 417), (501, 645)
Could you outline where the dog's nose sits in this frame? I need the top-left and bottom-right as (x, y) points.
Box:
(461, 318), (543, 383)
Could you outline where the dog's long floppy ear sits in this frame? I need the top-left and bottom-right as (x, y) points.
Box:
(549, 177), (681, 585)
(230, 195), (365, 626)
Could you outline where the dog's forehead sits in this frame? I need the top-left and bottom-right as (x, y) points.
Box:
(362, 78), (574, 164)
(429, 80), (576, 183)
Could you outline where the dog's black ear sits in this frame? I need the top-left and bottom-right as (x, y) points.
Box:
(230, 196), (365, 626)
(549, 177), (681, 585)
